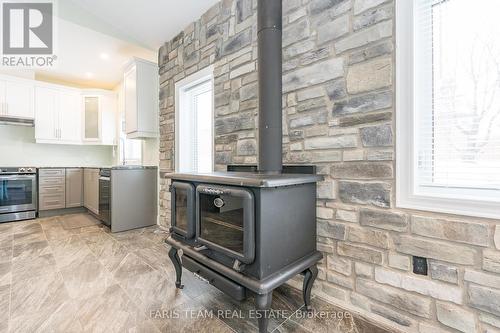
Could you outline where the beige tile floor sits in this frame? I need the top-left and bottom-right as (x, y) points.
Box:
(0, 214), (394, 333)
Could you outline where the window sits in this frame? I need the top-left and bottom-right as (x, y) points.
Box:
(175, 66), (214, 173)
(119, 118), (142, 165)
(397, 0), (500, 218)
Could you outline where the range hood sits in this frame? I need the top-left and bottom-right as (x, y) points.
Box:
(0, 116), (34, 127)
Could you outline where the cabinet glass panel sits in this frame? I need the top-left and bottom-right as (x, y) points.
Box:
(199, 193), (244, 254)
(174, 187), (188, 232)
(84, 97), (99, 139)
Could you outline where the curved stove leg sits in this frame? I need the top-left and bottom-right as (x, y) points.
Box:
(302, 265), (318, 311)
(168, 247), (184, 289)
(255, 291), (273, 333)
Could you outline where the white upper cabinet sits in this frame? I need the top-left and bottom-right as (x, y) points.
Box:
(124, 58), (159, 139)
(59, 91), (82, 143)
(35, 86), (59, 142)
(35, 86), (82, 144)
(82, 90), (118, 146)
(0, 76), (34, 119)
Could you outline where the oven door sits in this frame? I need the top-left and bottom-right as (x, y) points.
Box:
(196, 184), (255, 264)
(171, 181), (196, 239)
(0, 174), (37, 214)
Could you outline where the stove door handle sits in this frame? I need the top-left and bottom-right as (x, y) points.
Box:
(0, 175), (36, 181)
(194, 245), (208, 252)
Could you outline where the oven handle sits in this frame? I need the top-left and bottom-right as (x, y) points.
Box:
(0, 175), (36, 181)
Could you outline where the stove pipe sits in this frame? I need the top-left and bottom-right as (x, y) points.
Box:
(257, 0), (283, 174)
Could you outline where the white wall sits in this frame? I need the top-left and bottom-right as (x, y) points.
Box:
(142, 137), (159, 166)
(0, 125), (113, 167)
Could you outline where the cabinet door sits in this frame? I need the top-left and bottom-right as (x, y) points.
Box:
(83, 168), (99, 214)
(66, 168), (83, 208)
(59, 92), (82, 143)
(124, 66), (137, 134)
(35, 87), (58, 141)
(83, 169), (90, 209)
(90, 169), (100, 214)
(83, 96), (100, 141)
(5, 81), (34, 119)
(100, 94), (117, 145)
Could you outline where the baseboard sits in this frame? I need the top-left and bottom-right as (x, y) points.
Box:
(38, 206), (86, 218)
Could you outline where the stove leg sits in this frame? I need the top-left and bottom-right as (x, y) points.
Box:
(168, 247), (184, 289)
(302, 265), (318, 311)
(255, 291), (273, 333)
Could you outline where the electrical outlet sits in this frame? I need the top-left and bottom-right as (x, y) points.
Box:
(413, 256), (428, 275)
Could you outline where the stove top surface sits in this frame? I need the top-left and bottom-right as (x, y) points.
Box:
(166, 171), (323, 187)
(0, 167), (36, 174)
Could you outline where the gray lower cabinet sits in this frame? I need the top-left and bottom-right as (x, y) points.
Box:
(83, 168), (99, 215)
(39, 168), (66, 211)
(66, 168), (83, 208)
(39, 168), (85, 211)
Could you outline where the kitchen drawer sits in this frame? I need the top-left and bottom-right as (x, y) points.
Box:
(39, 193), (65, 211)
(39, 184), (65, 195)
(39, 176), (65, 186)
(39, 169), (65, 177)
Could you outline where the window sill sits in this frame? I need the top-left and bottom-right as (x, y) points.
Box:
(397, 193), (500, 220)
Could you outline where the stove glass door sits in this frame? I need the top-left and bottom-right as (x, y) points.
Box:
(171, 182), (196, 238)
(0, 175), (37, 214)
(197, 185), (254, 264)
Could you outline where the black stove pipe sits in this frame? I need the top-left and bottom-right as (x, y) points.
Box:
(257, 0), (283, 174)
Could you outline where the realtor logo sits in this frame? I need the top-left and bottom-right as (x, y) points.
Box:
(2, 2), (53, 54)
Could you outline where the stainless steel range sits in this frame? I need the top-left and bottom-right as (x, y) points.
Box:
(0, 167), (37, 223)
(165, 1), (323, 332)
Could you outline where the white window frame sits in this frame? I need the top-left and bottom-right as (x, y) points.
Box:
(174, 65), (215, 173)
(396, 0), (500, 219)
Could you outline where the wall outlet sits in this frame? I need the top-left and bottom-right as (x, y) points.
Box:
(413, 256), (428, 275)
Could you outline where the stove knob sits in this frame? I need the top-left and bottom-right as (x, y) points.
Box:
(26, 168), (33, 173)
(19, 168), (26, 173)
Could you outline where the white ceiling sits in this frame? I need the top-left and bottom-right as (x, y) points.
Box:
(61, 0), (221, 50)
(33, 0), (220, 89)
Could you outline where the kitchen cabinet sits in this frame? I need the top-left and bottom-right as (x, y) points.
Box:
(83, 168), (99, 215)
(0, 76), (34, 119)
(82, 91), (118, 145)
(124, 58), (159, 139)
(39, 169), (66, 211)
(66, 168), (83, 208)
(35, 86), (82, 144)
(60, 91), (82, 143)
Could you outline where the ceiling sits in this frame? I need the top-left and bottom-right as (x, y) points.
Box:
(60, 0), (220, 50)
(32, 0), (220, 89)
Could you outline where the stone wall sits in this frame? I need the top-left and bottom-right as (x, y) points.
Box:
(157, 0), (500, 332)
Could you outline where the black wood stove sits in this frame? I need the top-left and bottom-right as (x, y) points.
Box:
(165, 1), (323, 332)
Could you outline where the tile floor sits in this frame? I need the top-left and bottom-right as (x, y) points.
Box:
(0, 213), (394, 333)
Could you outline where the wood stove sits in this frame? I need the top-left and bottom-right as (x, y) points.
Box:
(165, 1), (324, 332)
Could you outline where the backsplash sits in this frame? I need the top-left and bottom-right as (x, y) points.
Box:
(157, 0), (500, 332)
(0, 125), (113, 167)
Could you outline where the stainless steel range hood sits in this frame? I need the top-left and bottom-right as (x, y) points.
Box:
(0, 116), (34, 127)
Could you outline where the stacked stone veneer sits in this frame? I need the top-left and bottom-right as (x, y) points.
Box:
(158, 0), (500, 332)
